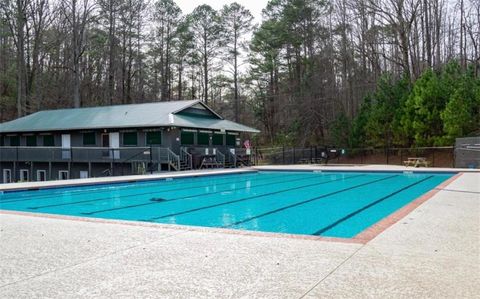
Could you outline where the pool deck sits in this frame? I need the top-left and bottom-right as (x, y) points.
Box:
(0, 165), (479, 298)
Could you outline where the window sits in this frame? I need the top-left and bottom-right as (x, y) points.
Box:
(37, 170), (47, 181)
(59, 170), (69, 180)
(26, 135), (37, 146)
(146, 131), (162, 145)
(226, 134), (236, 146)
(43, 135), (54, 146)
(83, 132), (96, 145)
(212, 133), (224, 146)
(80, 171), (89, 179)
(123, 132), (138, 146)
(10, 136), (20, 146)
(180, 131), (194, 145)
(197, 132), (210, 145)
(0, 135), (4, 146)
(3, 169), (12, 183)
(20, 169), (29, 181)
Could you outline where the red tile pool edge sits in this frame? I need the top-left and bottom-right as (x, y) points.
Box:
(0, 172), (464, 245)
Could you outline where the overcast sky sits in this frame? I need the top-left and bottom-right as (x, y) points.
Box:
(175, 0), (269, 24)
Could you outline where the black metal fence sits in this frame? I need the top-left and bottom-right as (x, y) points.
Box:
(254, 146), (455, 168)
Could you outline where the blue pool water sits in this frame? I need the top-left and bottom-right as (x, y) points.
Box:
(0, 171), (453, 238)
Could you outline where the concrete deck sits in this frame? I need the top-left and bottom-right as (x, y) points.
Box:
(0, 167), (479, 298)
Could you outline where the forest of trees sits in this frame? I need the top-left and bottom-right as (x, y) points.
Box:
(0, 0), (479, 147)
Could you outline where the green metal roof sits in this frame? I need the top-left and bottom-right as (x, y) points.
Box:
(0, 100), (260, 134)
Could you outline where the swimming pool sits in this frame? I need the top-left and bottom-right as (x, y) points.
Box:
(0, 171), (454, 238)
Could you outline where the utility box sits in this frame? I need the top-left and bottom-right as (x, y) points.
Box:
(455, 136), (480, 168)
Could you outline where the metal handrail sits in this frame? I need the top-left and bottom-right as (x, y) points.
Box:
(166, 148), (180, 171)
(227, 150), (237, 167)
(235, 154), (251, 167)
(180, 147), (193, 170)
(215, 149), (225, 167)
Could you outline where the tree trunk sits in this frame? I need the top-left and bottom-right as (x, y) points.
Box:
(424, 0), (432, 67)
(203, 31), (208, 104)
(107, 0), (116, 105)
(16, 0), (26, 116)
(233, 27), (239, 122)
(178, 61), (183, 100)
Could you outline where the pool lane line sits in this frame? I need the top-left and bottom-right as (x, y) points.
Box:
(81, 174), (365, 216)
(45, 172), (330, 212)
(0, 171), (264, 203)
(142, 174), (368, 221)
(15, 172), (284, 206)
(312, 175), (434, 236)
(1, 171), (265, 201)
(25, 172), (312, 210)
(222, 175), (399, 229)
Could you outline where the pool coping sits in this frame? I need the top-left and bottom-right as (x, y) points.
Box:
(253, 165), (478, 173)
(0, 172), (464, 245)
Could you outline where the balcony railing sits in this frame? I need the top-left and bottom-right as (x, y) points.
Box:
(0, 146), (173, 164)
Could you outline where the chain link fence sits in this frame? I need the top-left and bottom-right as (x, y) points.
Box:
(254, 146), (455, 168)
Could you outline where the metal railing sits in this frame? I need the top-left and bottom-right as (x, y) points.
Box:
(180, 147), (193, 170)
(166, 148), (180, 171)
(226, 150), (237, 167)
(215, 149), (225, 167)
(0, 146), (172, 164)
(0, 146), (260, 172)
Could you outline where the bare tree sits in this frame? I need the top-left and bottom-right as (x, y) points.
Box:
(61, 0), (95, 107)
(220, 2), (253, 122)
(188, 4), (222, 105)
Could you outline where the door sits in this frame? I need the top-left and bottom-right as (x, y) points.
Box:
(3, 169), (12, 183)
(101, 134), (110, 147)
(37, 170), (46, 181)
(59, 170), (69, 180)
(101, 133), (110, 158)
(61, 134), (71, 159)
(109, 132), (120, 159)
(20, 169), (29, 181)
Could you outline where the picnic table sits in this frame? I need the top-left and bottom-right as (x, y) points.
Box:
(299, 158), (326, 164)
(403, 157), (430, 167)
(199, 155), (223, 169)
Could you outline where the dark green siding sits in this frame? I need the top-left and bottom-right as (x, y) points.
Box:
(197, 132), (210, 145)
(181, 131), (194, 145)
(212, 134), (224, 145)
(83, 132), (96, 145)
(43, 135), (54, 146)
(226, 134), (236, 146)
(146, 131), (162, 145)
(10, 136), (20, 146)
(123, 132), (138, 146)
(26, 135), (37, 146)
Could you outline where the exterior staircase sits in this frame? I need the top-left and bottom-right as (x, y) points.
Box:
(179, 148), (193, 171)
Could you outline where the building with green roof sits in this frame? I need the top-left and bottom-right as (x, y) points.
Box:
(0, 100), (259, 182)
